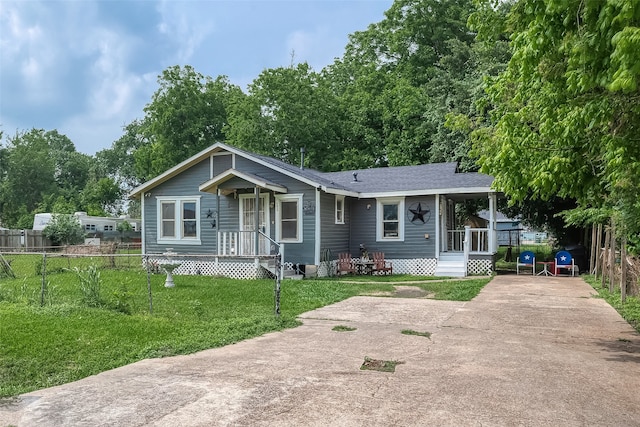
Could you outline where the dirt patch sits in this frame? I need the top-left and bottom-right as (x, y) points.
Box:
(361, 286), (433, 298)
(392, 286), (433, 298)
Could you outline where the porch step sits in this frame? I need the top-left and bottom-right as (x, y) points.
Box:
(435, 253), (466, 277)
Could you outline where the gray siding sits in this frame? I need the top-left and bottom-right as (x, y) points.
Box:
(349, 196), (436, 259)
(144, 159), (215, 255)
(319, 192), (351, 259)
(143, 153), (319, 264)
(212, 154), (232, 175)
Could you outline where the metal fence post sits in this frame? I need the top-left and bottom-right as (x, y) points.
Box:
(145, 255), (153, 314)
(40, 252), (47, 306)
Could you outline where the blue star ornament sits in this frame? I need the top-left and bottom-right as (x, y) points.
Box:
(409, 203), (429, 224)
(560, 255), (567, 262)
(524, 254), (531, 261)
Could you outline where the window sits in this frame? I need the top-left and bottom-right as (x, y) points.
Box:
(157, 196), (201, 244)
(335, 195), (345, 224)
(85, 224), (96, 231)
(104, 225), (114, 231)
(376, 197), (405, 241)
(276, 194), (303, 242)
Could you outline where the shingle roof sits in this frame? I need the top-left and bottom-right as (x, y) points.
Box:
(129, 142), (494, 198)
(242, 146), (493, 195)
(320, 163), (493, 194)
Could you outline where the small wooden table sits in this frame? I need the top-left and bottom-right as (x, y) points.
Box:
(536, 262), (555, 276)
(354, 259), (374, 275)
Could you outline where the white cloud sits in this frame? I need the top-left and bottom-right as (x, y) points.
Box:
(156, 0), (215, 63)
(0, 2), (61, 102)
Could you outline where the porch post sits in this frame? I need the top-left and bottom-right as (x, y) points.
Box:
(254, 186), (260, 256)
(488, 192), (497, 253)
(314, 187), (321, 266)
(435, 195), (440, 259)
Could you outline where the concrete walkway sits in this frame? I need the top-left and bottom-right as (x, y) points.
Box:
(2, 275), (640, 426)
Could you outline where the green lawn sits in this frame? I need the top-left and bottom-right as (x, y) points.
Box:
(583, 275), (640, 332)
(0, 266), (491, 398)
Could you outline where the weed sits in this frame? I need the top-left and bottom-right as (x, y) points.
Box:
(401, 329), (431, 339)
(73, 265), (103, 308)
(111, 281), (133, 314)
(189, 299), (204, 319)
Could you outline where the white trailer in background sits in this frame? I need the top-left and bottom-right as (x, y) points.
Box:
(33, 212), (140, 232)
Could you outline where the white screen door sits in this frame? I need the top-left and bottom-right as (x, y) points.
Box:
(239, 193), (270, 255)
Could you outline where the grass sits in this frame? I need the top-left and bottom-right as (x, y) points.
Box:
(0, 265), (492, 398)
(583, 275), (640, 333)
(403, 277), (492, 301)
(360, 357), (404, 373)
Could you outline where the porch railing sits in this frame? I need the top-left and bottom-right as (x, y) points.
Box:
(217, 231), (275, 256)
(447, 228), (491, 253)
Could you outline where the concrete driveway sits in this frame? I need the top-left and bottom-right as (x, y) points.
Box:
(2, 275), (640, 426)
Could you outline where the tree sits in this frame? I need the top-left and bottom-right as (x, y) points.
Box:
(43, 214), (85, 246)
(226, 63), (345, 171)
(136, 66), (243, 180)
(471, 0), (640, 242)
(325, 0), (487, 169)
(0, 129), (57, 227)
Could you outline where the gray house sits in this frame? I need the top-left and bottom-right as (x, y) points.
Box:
(129, 142), (498, 278)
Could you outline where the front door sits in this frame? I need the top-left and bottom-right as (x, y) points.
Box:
(239, 193), (270, 255)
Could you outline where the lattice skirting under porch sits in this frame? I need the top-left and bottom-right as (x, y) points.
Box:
(146, 257), (492, 279)
(467, 259), (493, 275)
(147, 257), (270, 280)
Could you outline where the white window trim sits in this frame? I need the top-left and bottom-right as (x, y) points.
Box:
(156, 196), (202, 245)
(335, 195), (345, 224)
(376, 197), (405, 242)
(275, 194), (303, 243)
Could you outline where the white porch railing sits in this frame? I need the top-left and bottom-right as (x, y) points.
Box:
(217, 231), (274, 256)
(447, 228), (492, 253)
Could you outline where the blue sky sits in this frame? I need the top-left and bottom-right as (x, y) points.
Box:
(0, 0), (393, 155)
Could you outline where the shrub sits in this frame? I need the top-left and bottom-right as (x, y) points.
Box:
(43, 214), (85, 246)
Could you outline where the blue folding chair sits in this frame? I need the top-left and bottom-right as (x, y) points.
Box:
(516, 251), (535, 275)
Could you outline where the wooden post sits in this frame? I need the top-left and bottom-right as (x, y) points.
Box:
(589, 225), (596, 274)
(621, 236), (627, 304)
(609, 220), (616, 293)
(601, 226), (610, 289)
(594, 224), (603, 277)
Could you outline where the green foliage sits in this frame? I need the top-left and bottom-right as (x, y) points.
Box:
(133, 66), (243, 180)
(472, 0), (640, 241)
(116, 220), (133, 233)
(226, 63), (345, 171)
(0, 128), (123, 227)
(42, 214), (85, 246)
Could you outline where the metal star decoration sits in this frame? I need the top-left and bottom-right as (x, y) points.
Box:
(409, 203), (430, 224)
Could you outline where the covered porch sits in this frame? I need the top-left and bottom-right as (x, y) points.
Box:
(434, 192), (498, 276)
